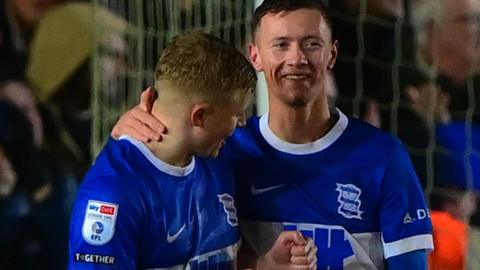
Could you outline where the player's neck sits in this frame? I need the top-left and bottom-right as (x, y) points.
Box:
(145, 139), (193, 168)
(268, 97), (333, 144)
(145, 104), (194, 167)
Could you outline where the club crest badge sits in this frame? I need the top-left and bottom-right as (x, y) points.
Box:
(336, 183), (363, 220)
(82, 200), (119, 245)
(218, 193), (238, 227)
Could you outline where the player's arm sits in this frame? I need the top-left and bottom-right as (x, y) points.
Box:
(111, 87), (165, 142)
(68, 176), (142, 269)
(379, 143), (433, 267)
(386, 250), (427, 270)
(240, 231), (317, 270)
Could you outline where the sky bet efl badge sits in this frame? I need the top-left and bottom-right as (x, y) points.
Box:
(82, 200), (118, 245)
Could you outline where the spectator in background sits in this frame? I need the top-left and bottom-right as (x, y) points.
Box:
(412, 0), (480, 122)
(0, 0), (66, 80)
(0, 137), (27, 269)
(429, 121), (480, 270)
(412, 0), (480, 231)
(26, 2), (129, 166)
(370, 65), (450, 187)
(0, 80), (83, 179)
(0, 145), (16, 200)
(0, 100), (75, 270)
(329, 0), (414, 118)
(0, 80), (44, 147)
(365, 59), (480, 269)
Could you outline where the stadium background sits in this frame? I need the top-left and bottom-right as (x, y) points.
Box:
(88, 0), (480, 267)
(91, 0), (256, 156)
(91, 0), (439, 190)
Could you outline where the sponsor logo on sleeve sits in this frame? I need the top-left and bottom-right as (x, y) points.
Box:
(82, 200), (118, 245)
(74, 253), (115, 265)
(403, 209), (431, 224)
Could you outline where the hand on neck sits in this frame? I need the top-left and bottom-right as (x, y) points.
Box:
(145, 98), (193, 168)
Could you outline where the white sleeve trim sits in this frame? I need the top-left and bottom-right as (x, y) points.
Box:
(382, 234), (434, 259)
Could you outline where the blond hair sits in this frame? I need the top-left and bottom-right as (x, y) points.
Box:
(155, 31), (256, 104)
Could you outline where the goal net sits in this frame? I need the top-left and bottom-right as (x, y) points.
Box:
(91, 0), (255, 155)
(90, 0), (480, 267)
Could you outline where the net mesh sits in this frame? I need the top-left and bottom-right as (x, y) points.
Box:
(90, 0), (480, 265)
(91, 0), (255, 156)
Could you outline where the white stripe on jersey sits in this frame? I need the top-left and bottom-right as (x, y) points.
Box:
(241, 221), (432, 270)
(382, 234), (434, 259)
(145, 240), (240, 270)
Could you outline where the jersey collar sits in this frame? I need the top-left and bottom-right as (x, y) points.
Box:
(120, 135), (196, 177)
(259, 108), (348, 155)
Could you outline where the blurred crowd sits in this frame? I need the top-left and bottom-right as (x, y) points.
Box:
(0, 0), (128, 269)
(329, 0), (480, 269)
(0, 0), (479, 269)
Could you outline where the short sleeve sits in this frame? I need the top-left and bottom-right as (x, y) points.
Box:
(68, 176), (143, 269)
(380, 144), (434, 259)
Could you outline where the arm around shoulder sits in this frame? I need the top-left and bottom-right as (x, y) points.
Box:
(380, 144), (434, 260)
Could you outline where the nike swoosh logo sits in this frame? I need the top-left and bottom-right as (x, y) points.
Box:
(166, 223), (186, 243)
(250, 184), (285, 195)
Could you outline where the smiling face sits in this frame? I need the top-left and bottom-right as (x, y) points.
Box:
(249, 8), (338, 108)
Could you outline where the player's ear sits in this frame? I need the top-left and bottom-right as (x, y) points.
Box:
(249, 43), (263, 71)
(190, 102), (210, 127)
(327, 40), (339, 70)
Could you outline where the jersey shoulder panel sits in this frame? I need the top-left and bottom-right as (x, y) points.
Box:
(342, 117), (404, 155)
(223, 116), (261, 160)
(85, 138), (155, 180)
(69, 140), (151, 269)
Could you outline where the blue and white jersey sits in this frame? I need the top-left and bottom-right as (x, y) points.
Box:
(69, 136), (240, 269)
(224, 110), (433, 270)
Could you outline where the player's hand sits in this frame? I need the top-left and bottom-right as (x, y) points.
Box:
(256, 231), (317, 270)
(111, 87), (166, 142)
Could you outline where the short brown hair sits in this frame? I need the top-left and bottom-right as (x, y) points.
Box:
(252, 0), (331, 41)
(155, 31), (256, 104)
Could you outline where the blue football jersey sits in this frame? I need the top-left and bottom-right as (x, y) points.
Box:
(224, 110), (433, 270)
(69, 136), (240, 269)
